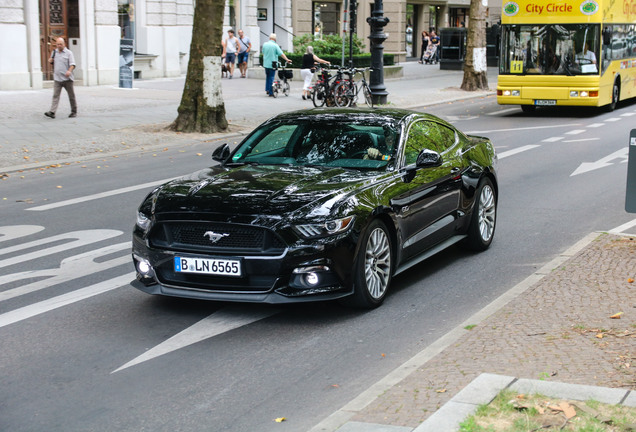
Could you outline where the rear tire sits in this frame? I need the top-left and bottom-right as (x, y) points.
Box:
(334, 82), (353, 107)
(362, 84), (373, 107)
(347, 220), (393, 309)
(607, 81), (619, 112)
(464, 178), (497, 251)
(312, 87), (326, 107)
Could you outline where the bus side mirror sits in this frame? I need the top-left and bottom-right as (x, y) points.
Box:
(603, 28), (611, 45)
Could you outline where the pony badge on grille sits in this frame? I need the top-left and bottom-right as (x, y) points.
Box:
(203, 231), (229, 243)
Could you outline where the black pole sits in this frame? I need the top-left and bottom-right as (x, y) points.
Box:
(366, 0), (389, 104)
(349, 0), (357, 67)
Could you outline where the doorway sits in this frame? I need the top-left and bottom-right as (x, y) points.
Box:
(39, 0), (79, 80)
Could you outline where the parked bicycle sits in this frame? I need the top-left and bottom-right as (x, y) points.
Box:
(311, 65), (334, 107)
(333, 67), (374, 108)
(272, 62), (292, 98)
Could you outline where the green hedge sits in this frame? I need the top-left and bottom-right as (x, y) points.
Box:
(259, 53), (395, 68)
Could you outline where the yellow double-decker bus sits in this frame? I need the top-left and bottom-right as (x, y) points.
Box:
(497, 0), (636, 112)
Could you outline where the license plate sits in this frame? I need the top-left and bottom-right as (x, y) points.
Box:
(534, 99), (556, 106)
(174, 256), (241, 277)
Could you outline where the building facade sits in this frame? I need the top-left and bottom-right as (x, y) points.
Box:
(0, 0), (499, 90)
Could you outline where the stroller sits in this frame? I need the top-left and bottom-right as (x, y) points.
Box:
(422, 44), (438, 64)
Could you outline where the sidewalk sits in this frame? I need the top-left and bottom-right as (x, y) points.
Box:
(1, 62), (634, 431)
(322, 231), (636, 431)
(0, 62), (496, 172)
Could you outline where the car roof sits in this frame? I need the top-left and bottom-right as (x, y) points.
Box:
(269, 108), (432, 124)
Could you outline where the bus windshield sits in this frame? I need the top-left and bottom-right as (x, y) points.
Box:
(500, 24), (600, 76)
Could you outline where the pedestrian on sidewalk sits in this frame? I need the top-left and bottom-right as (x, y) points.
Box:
(262, 33), (291, 97)
(45, 37), (77, 119)
(237, 29), (251, 78)
(300, 46), (329, 100)
(418, 31), (429, 63)
(429, 30), (441, 64)
(222, 29), (239, 79)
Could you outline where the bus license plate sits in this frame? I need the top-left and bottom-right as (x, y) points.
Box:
(174, 256), (242, 277)
(535, 99), (556, 106)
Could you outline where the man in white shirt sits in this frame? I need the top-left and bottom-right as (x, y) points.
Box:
(45, 37), (77, 118)
(222, 29), (240, 79)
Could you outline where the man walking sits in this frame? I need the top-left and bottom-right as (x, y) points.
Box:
(262, 33), (291, 97)
(237, 29), (251, 78)
(45, 37), (77, 118)
(222, 29), (239, 79)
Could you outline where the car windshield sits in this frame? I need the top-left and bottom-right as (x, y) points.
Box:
(500, 24), (600, 75)
(229, 118), (400, 171)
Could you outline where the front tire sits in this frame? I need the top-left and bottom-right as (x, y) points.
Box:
(348, 220), (393, 308)
(464, 178), (497, 251)
(283, 81), (290, 97)
(312, 87), (326, 107)
(362, 84), (373, 107)
(607, 81), (619, 112)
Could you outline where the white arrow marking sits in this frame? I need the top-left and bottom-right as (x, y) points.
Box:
(0, 225), (44, 244)
(112, 306), (280, 373)
(570, 147), (628, 176)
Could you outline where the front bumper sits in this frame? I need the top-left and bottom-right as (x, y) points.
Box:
(131, 230), (357, 304)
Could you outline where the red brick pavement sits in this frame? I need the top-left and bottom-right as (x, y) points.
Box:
(353, 233), (636, 428)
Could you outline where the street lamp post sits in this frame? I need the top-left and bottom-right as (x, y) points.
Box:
(366, 0), (389, 104)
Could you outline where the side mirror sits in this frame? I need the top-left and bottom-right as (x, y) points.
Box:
(416, 149), (442, 167)
(212, 143), (231, 163)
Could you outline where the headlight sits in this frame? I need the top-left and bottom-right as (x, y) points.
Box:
(294, 216), (355, 239)
(136, 212), (151, 231)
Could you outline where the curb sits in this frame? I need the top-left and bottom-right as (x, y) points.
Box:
(415, 373), (635, 432)
(310, 231), (601, 432)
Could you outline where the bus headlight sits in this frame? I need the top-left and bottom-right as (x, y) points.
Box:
(570, 90), (579, 97)
(580, 91), (589, 97)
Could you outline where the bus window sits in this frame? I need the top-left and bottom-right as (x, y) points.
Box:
(500, 24), (600, 76)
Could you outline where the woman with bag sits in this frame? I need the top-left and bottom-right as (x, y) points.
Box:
(300, 46), (330, 100)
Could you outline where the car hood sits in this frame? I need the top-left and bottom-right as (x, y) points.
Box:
(151, 164), (373, 218)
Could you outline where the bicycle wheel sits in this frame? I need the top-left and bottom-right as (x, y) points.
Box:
(272, 83), (279, 98)
(312, 86), (326, 107)
(362, 83), (373, 107)
(283, 81), (290, 97)
(334, 82), (353, 107)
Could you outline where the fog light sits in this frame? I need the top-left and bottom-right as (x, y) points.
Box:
(570, 90), (579, 97)
(136, 258), (153, 277)
(305, 272), (319, 286)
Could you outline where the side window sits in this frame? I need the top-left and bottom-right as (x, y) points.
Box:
(404, 121), (457, 165)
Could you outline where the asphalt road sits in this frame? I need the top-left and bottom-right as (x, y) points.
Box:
(2, 97), (636, 432)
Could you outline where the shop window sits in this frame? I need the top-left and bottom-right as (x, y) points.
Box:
(313, 2), (339, 37)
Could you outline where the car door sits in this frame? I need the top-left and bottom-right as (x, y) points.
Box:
(395, 119), (463, 260)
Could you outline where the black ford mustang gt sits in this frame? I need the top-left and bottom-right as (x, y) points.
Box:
(132, 108), (497, 308)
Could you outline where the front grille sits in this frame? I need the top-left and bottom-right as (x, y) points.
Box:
(149, 221), (287, 255)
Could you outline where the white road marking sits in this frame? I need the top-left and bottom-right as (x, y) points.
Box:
(542, 137), (564, 142)
(0, 225), (44, 243)
(497, 145), (541, 159)
(565, 130), (586, 135)
(0, 230), (123, 269)
(605, 117), (622, 122)
(587, 123), (605, 128)
(25, 177), (175, 211)
(0, 242), (130, 302)
(466, 123), (582, 134)
(0, 273), (132, 329)
(609, 218), (636, 234)
(486, 107), (519, 116)
(570, 147), (628, 176)
(620, 112), (636, 117)
(112, 307), (280, 373)
(563, 138), (600, 143)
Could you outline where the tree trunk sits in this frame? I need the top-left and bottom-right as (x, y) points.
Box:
(460, 0), (489, 91)
(170, 0), (228, 133)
